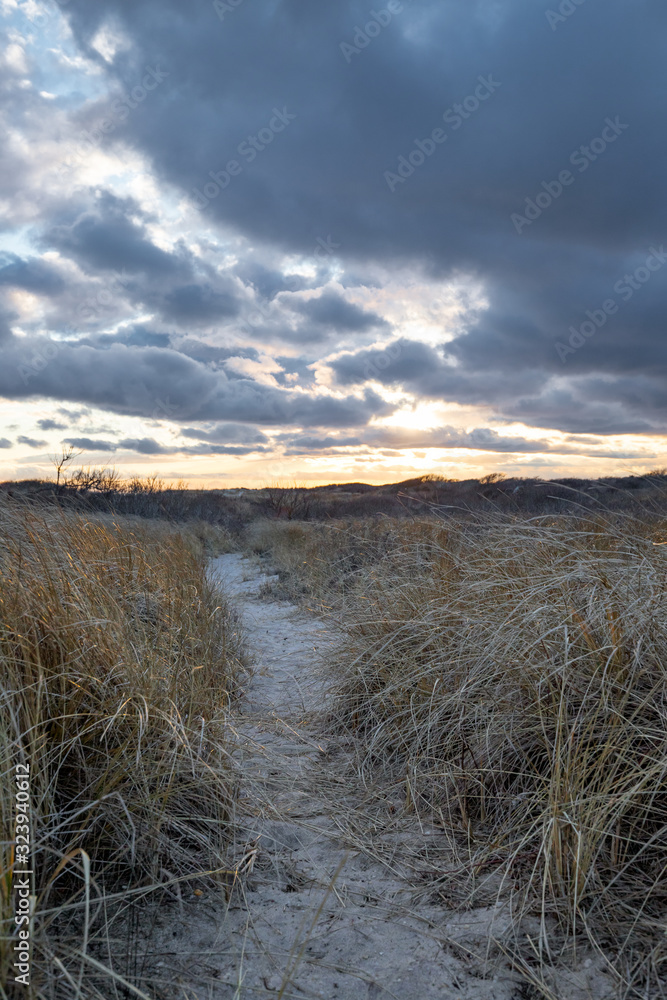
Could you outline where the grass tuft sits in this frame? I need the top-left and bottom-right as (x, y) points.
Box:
(250, 511), (667, 994)
(0, 499), (244, 998)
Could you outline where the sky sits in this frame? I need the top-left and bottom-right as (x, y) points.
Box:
(0, 0), (665, 487)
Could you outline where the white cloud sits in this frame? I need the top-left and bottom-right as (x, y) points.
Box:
(89, 20), (131, 64)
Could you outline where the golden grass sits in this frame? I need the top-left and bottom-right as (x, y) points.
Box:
(0, 499), (244, 998)
(248, 513), (667, 994)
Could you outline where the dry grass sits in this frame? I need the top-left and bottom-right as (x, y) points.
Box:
(0, 499), (245, 998)
(248, 513), (667, 996)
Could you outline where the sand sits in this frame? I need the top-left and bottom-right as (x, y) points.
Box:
(142, 553), (616, 999)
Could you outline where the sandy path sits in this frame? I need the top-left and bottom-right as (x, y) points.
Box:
(148, 555), (610, 999)
(180, 553), (523, 1000)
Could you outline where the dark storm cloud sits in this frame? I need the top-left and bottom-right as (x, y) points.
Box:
(63, 436), (172, 455)
(289, 292), (388, 332)
(176, 339), (260, 367)
(37, 419), (67, 431)
(164, 284), (239, 322)
(57, 408), (90, 422)
(330, 337), (667, 434)
(0, 304), (16, 343)
(40, 191), (242, 330)
(178, 443), (271, 456)
(332, 336), (547, 407)
(49, 0), (667, 435)
(43, 193), (179, 278)
(362, 426), (616, 457)
(65, 437), (117, 452)
(0, 254), (65, 295)
(279, 426), (649, 460)
(56, 0), (659, 262)
(273, 355), (317, 388)
(76, 325), (172, 349)
(1, 337), (392, 428)
(17, 436), (48, 448)
(332, 339), (439, 386)
(118, 437), (170, 454)
(233, 260), (304, 299)
(181, 423), (270, 445)
(279, 433), (363, 456)
(61, 434), (268, 456)
(506, 384), (659, 436)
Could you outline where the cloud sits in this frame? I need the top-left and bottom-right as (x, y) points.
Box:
(0, 438), (12, 449)
(176, 339), (260, 367)
(46, 0), (667, 436)
(0, 254), (65, 295)
(17, 436), (48, 448)
(37, 419), (68, 431)
(0, 337), (392, 428)
(279, 433), (363, 455)
(163, 283), (239, 322)
(43, 192), (179, 278)
(331, 339), (439, 387)
(37, 191), (242, 331)
(60, 434), (269, 457)
(79, 325), (173, 349)
(178, 443), (271, 456)
(1, 0), (666, 455)
(0, 304), (17, 344)
(288, 291), (388, 332)
(330, 337), (667, 435)
(118, 437), (170, 454)
(65, 437), (117, 452)
(180, 423), (270, 445)
(274, 423), (652, 460)
(359, 426), (634, 457)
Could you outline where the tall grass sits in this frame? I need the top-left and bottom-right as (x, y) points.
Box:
(0, 499), (244, 998)
(249, 513), (667, 994)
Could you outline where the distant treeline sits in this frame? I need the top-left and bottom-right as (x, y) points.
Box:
(3, 468), (667, 529)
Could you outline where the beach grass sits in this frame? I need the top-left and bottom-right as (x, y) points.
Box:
(248, 511), (667, 994)
(0, 499), (244, 998)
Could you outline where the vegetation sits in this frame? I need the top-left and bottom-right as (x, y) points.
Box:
(0, 498), (244, 998)
(4, 464), (667, 995)
(5, 468), (667, 533)
(248, 512), (667, 996)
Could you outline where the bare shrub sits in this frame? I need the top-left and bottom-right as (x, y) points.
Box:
(263, 482), (313, 520)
